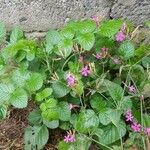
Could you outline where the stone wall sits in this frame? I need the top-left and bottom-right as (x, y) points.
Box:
(0, 0), (150, 33)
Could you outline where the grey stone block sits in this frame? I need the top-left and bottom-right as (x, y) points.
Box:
(0, 0), (112, 32)
(110, 0), (150, 25)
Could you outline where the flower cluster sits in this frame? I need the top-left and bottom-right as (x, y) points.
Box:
(64, 130), (76, 143)
(125, 110), (150, 136)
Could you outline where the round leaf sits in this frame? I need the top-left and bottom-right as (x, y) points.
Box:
(75, 109), (99, 133)
(77, 33), (95, 51)
(58, 101), (71, 121)
(99, 121), (126, 145)
(10, 88), (28, 108)
(0, 83), (14, 105)
(52, 81), (70, 98)
(118, 41), (135, 59)
(26, 73), (43, 92)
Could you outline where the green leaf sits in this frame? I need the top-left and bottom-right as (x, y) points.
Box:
(118, 97), (132, 112)
(40, 99), (59, 121)
(26, 73), (43, 92)
(77, 32), (95, 51)
(59, 122), (71, 130)
(28, 109), (42, 125)
(90, 93), (106, 112)
(143, 114), (150, 127)
(143, 83), (150, 98)
(0, 83), (14, 105)
(75, 134), (92, 150)
(26, 50), (35, 61)
(15, 51), (26, 62)
(75, 109), (99, 133)
(99, 121), (126, 145)
(12, 69), (30, 87)
(58, 141), (71, 150)
(10, 88), (28, 108)
(0, 105), (7, 119)
(130, 65), (145, 85)
(42, 107), (59, 121)
(58, 101), (71, 121)
(146, 21), (150, 28)
(95, 35), (115, 51)
(45, 41), (53, 53)
(99, 109), (121, 125)
(142, 57), (150, 68)
(35, 88), (53, 102)
(55, 39), (73, 58)
(46, 29), (61, 45)
(78, 20), (96, 34)
(72, 80), (84, 96)
(0, 22), (6, 41)
(2, 39), (37, 59)
(105, 80), (124, 102)
(118, 41), (135, 59)
(99, 19), (123, 38)
(43, 119), (59, 129)
(131, 44), (150, 64)
(10, 27), (24, 43)
(24, 125), (49, 150)
(52, 81), (70, 98)
(60, 27), (75, 39)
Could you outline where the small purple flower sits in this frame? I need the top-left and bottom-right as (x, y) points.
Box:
(125, 110), (134, 122)
(96, 53), (103, 59)
(101, 47), (109, 52)
(128, 85), (136, 94)
(67, 73), (77, 87)
(144, 128), (150, 136)
(81, 65), (91, 77)
(64, 131), (76, 143)
(131, 122), (141, 132)
(116, 31), (126, 42)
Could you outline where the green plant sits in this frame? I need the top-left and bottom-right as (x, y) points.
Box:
(0, 18), (150, 150)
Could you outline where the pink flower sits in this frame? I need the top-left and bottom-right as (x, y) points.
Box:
(125, 110), (134, 122)
(91, 16), (99, 26)
(116, 31), (126, 42)
(96, 53), (103, 59)
(67, 73), (77, 87)
(79, 56), (84, 63)
(131, 122), (141, 132)
(101, 47), (109, 52)
(144, 128), (150, 136)
(128, 85), (136, 93)
(81, 65), (91, 77)
(111, 57), (121, 64)
(64, 130), (76, 143)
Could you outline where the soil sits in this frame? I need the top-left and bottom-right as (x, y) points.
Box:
(0, 101), (63, 150)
